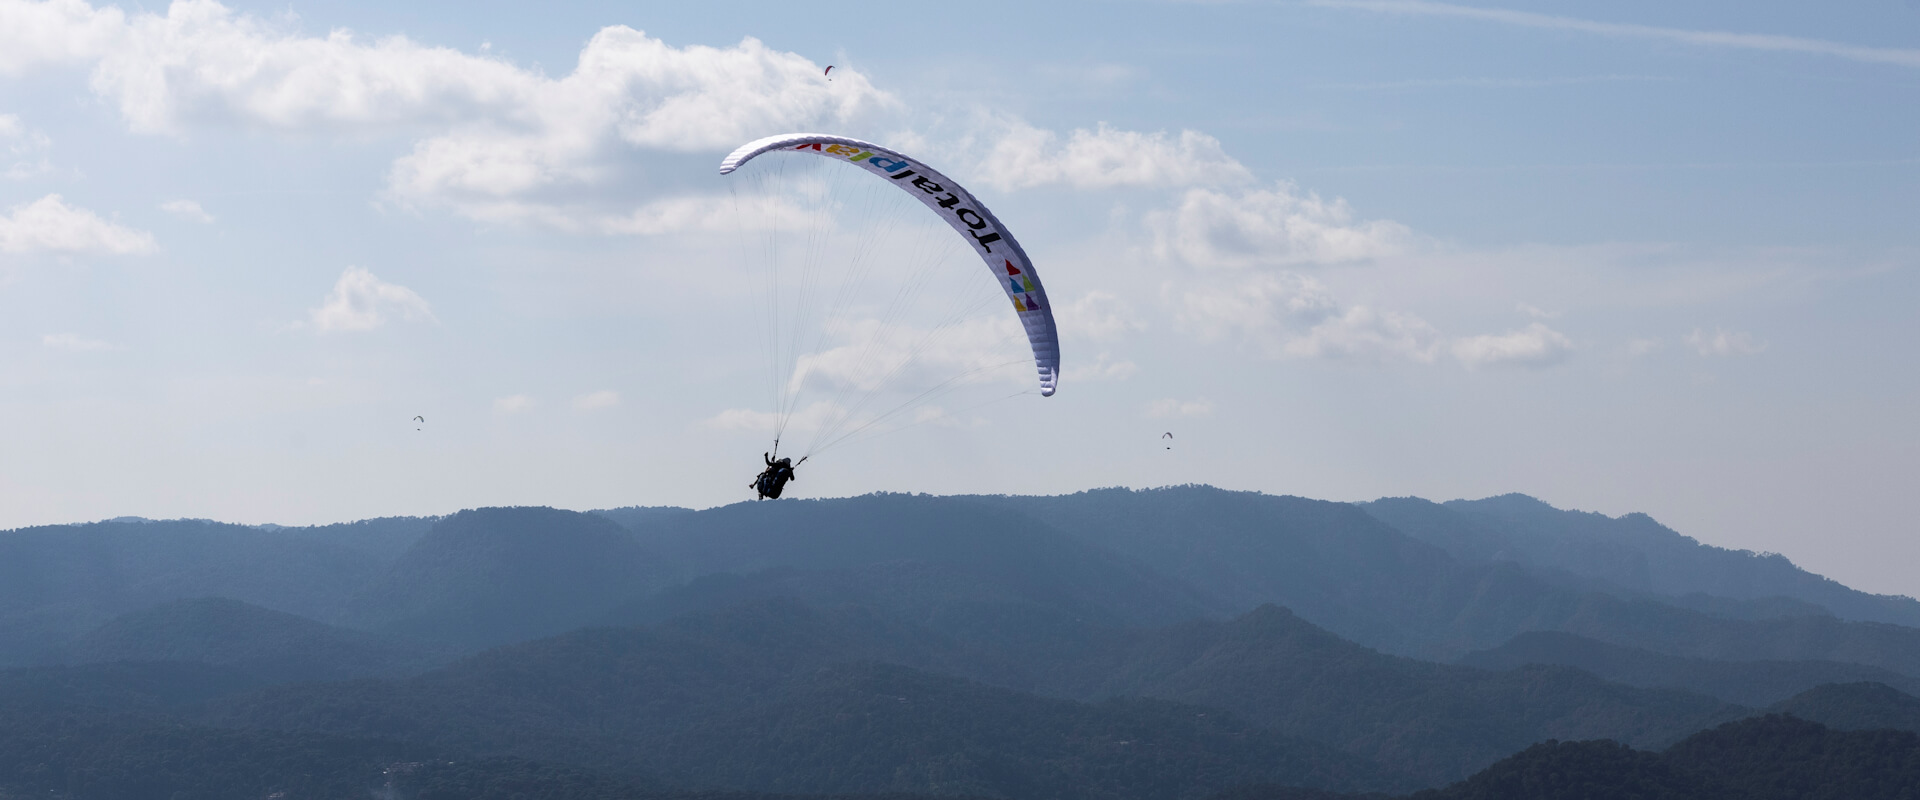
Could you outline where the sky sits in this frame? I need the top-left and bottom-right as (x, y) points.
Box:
(1, 0), (1916, 596)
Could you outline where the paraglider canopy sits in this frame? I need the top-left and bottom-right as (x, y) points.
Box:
(720, 132), (1063, 489)
(720, 133), (1060, 397)
(1163, 432), (1173, 450)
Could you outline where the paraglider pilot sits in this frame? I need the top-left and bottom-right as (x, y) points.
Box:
(753, 453), (802, 499)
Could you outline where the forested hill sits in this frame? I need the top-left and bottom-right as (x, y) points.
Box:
(3, 486), (1918, 797)
(1363, 493), (1920, 628)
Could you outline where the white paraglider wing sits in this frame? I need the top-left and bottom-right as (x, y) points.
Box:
(721, 133), (1060, 396)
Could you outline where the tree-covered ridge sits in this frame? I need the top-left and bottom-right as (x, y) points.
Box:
(1460, 630), (1920, 706)
(4, 488), (1919, 797)
(1768, 681), (1920, 734)
(6, 683), (1916, 800)
(60, 597), (436, 682)
(204, 601), (1412, 796)
(10, 488), (1920, 675)
(1228, 715), (1920, 800)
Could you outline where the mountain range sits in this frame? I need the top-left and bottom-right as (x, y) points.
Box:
(2, 486), (1916, 798)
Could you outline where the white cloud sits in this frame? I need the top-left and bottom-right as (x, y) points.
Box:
(159, 198), (213, 222)
(974, 119), (1251, 191)
(908, 405), (977, 428)
(596, 193), (816, 236)
(789, 315), (1028, 394)
(1148, 183), (1409, 268)
(0, 0), (127, 76)
(1176, 273), (1442, 363)
(1450, 322), (1574, 369)
(41, 332), (116, 351)
(1626, 338), (1662, 357)
(0, 194), (156, 255)
(1058, 290), (1145, 343)
(1312, 0), (1920, 70)
(2, 0), (892, 226)
(0, 113), (53, 179)
(493, 394), (533, 413)
(1286, 305), (1445, 362)
(306, 266), (434, 333)
(702, 400), (845, 432)
(1146, 397), (1213, 418)
(1516, 302), (1559, 319)
(377, 27), (890, 222)
(1687, 327), (1765, 357)
(573, 390), (620, 410)
(1078, 352), (1139, 382)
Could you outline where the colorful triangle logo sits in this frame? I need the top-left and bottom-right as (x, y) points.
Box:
(1022, 276), (1035, 292)
(1014, 296), (1028, 312)
(1005, 260), (1021, 276)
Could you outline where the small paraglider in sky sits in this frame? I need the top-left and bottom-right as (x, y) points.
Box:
(414, 415), (425, 431)
(1163, 432), (1173, 450)
(824, 65), (834, 81)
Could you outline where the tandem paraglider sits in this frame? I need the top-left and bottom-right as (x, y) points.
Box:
(720, 132), (1063, 500)
(751, 452), (806, 500)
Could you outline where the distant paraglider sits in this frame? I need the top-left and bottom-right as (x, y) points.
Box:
(824, 65), (834, 81)
(414, 415), (425, 431)
(1163, 432), (1173, 450)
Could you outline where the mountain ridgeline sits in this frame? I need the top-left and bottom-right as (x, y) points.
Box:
(1, 486), (1917, 799)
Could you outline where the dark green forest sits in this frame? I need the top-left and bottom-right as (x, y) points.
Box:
(3, 487), (1918, 799)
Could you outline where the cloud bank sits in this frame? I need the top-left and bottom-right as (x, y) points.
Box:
(1149, 183), (1409, 268)
(0, 194), (155, 255)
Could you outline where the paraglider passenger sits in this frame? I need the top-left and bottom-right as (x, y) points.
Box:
(753, 453), (799, 499)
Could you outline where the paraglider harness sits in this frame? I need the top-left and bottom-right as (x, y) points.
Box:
(752, 450), (806, 500)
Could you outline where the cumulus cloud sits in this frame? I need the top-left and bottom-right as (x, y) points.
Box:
(378, 26), (889, 222)
(1146, 397), (1213, 418)
(159, 198), (213, 222)
(1058, 290), (1145, 343)
(41, 332), (117, 350)
(1148, 183), (1409, 268)
(1078, 352), (1139, 382)
(1687, 327), (1765, 357)
(1, 113), (53, 179)
(0, 194), (156, 255)
(2, 0), (891, 226)
(16, 1), (887, 138)
(1287, 305), (1446, 362)
(306, 266), (434, 333)
(1450, 322), (1574, 369)
(974, 119), (1251, 191)
(0, 0), (127, 76)
(789, 315), (1028, 394)
(493, 394), (533, 413)
(1176, 273), (1442, 363)
(573, 390), (620, 410)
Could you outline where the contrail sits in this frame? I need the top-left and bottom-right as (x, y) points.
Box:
(1309, 0), (1920, 69)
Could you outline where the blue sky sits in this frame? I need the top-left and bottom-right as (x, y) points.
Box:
(2, 0), (1916, 595)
